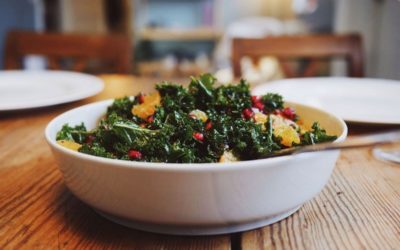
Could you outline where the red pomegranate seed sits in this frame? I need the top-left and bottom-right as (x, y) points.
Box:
(251, 95), (261, 104)
(282, 107), (296, 120)
(128, 150), (142, 160)
(138, 94), (145, 104)
(242, 108), (254, 120)
(147, 115), (154, 123)
(205, 121), (212, 130)
(254, 101), (264, 111)
(193, 132), (204, 141)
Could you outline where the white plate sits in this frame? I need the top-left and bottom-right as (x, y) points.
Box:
(253, 77), (400, 125)
(0, 70), (104, 111)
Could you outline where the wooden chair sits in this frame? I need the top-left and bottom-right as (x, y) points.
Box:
(4, 30), (132, 73)
(232, 34), (364, 78)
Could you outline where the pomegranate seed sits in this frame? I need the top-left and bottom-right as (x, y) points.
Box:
(205, 121), (212, 130)
(254, 101), (264, 111)
(251, 95), (261, 104)
(128, 150), (142, 160)
(242, 108), (254, 120)
(193, 132), (204, 141)
(85, 135), (96, 144)
(138, 94), (145, 104)
(147, 115), (154, 123)
(273, 109), (281, 115)
(282, 107), (296, 120)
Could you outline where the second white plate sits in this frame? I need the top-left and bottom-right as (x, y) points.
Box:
(252, 77), (400, 125)
(0, 70), (104, 111)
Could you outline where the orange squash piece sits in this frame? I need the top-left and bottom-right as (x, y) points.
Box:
(131, 92), (161, 119)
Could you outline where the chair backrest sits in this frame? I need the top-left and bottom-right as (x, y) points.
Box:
(4, 30), (132, 73)
(232, 34), (364, 78)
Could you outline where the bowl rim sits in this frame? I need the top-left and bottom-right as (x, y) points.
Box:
(45, 99), (348, 172)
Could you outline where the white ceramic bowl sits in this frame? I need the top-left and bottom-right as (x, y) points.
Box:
(45, 100), (347, 235)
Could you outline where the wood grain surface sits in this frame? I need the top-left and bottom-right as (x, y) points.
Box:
(1, 75), (399, 249)
(241, 149), (400, 250)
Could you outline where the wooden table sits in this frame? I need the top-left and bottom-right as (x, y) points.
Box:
(1, 75), (400, 249)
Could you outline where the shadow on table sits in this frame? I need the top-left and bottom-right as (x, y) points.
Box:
(52, 185), (229, 249)
(0, 101), (85, 120)
(347, 122), (400, 135)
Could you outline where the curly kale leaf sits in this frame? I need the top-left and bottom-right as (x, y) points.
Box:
(214, 79), (251, 116)
(189, 73), (216, 109)
(207, 113), (280, 161)
(162, 110), (214, 163)
(189, 73), (215, 97)
(56, 123), (88, 144)
(261, 93), (284, 112)
(301, 122), (338, 145)
(112, 121), (174, 162)
(156, 83), (195, 113)
(106, 96), (137, 119)
(230, 118), (280, 160)
(91, 112), (175, 162)
(79, 143), (116, 158)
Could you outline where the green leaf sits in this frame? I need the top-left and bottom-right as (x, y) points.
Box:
(301, 122), (338, 145)
(261, 93), (284, 112)
(56, 123), (88, 143)
(107, 96), (137, 119)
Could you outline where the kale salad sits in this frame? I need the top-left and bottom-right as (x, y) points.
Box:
(56, 74), (337, 163)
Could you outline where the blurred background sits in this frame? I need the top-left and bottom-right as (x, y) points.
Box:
(1, 0), (399, 82)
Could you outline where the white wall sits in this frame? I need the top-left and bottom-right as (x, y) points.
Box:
(375, 0), (400, 80)
(334, 0), (400, 80)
